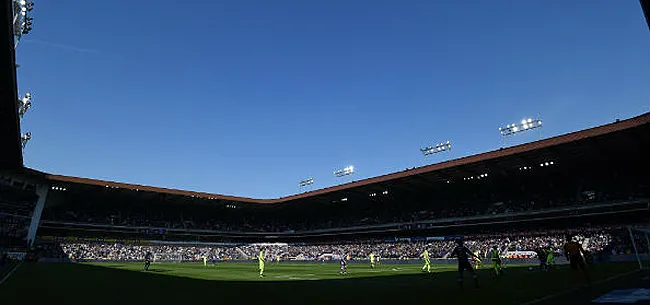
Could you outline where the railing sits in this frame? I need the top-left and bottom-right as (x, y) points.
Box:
(39, 199), (649, 237)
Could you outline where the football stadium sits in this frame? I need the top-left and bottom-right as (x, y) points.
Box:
(2, 1), (650, 305)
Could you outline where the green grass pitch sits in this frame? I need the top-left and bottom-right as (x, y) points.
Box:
(0, 261), (642, 305)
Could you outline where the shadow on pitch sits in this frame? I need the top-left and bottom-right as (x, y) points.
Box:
(0, 262), (524, 305)
(5, 263), (637, 305)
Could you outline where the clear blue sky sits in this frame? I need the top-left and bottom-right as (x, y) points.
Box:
(17, 0), (650, 199)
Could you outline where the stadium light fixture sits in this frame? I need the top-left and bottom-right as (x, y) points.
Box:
(298, 177), (314, 187)
(463, 173), (488, 181)
(334, 165), (354, 177)
(13, 0), (34, 48)
(539, 161), (555, 167)
(24, 0), (35, 11)
(298, 177), (314, 193)
(21, 16), (33, 35)
(421, 141), (451, 156)
(499, 118), (542, 137)
(18, 92), (31, 118)
(382, 190), (388, 195)
(21, 132), (31, 149)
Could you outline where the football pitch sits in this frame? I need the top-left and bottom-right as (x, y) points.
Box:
(0, 261), (645, 305)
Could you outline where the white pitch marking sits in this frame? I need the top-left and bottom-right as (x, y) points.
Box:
(0, 262), (23, 285)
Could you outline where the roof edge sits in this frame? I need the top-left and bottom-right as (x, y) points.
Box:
(280, 111), (650, 201)
(32, 111), (650, 204)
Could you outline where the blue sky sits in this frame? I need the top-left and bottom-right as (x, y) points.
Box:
(17, 0), (650, 199)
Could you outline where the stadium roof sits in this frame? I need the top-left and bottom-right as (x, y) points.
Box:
(35, 111), (650, 204)
(0, 1), (23, 170)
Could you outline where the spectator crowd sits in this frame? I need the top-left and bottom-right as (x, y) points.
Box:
(48, 226), (643, 262)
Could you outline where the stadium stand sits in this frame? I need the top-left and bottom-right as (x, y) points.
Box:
(0, 113), (648, 280)
(23, 113), (646, 241)
(0, 182), (38, 249)
(42, 226), (639, 262)
(1, 114), (637, 272)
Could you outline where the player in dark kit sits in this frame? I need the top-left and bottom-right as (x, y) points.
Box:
(535, 247), (548, 271)
(143, 251), (153, 271)
(449, 239), (480, 289)
(339, 253), (348, 275)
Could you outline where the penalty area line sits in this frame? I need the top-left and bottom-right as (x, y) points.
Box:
(0, 261), (23, 285)
(519, 269), (639, 305)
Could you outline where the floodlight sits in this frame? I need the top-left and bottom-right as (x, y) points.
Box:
(539, 161), (554, 167)
(499, 118), (543, 136)
(18, 92), (31, 117)
(21, 132), (31, 149)
(21, 17), (33, 35)
(334, 165), (355, 177)
(421, 141), (452, 156)
(13, 0), (35, 48)
(298, 177), (314, 187)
